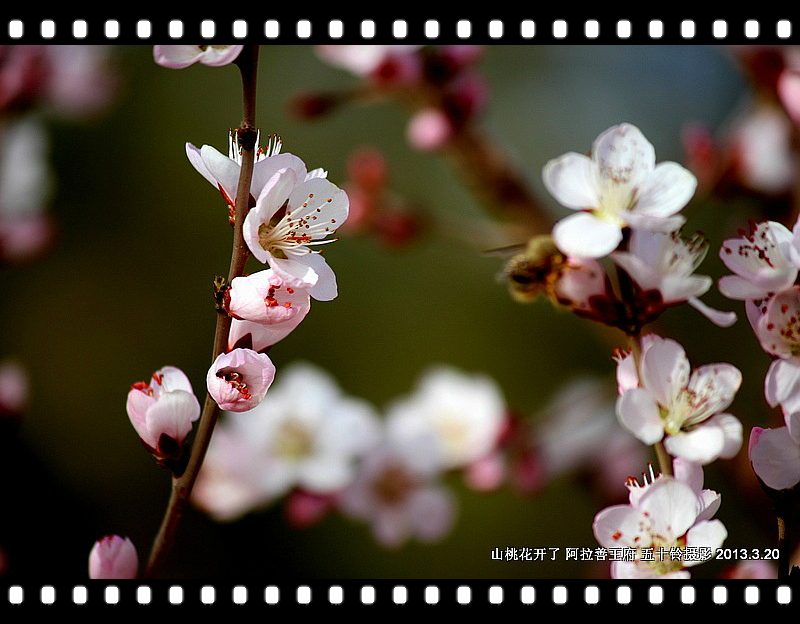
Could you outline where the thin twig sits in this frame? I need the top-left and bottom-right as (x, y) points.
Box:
(144, 44), (260, 578)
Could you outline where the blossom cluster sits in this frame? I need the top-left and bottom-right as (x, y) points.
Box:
(194, 364), (508, 549)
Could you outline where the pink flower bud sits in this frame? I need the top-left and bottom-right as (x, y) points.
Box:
(554, 257), (607, 312)
(407, 109), (454, 152)
(126, 366), (201, 460)
(207, 349), (276, 412)
(464, 452), (506, 492)
(438, 46), (485, 71)
(285, 491), (335, 529)
(88, 535), (138, 579)
(226, 270), (310, 326)
(370, 52), (423, 88)
(347, 148), (388, 193)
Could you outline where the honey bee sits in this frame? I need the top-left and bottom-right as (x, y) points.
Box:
(486, 235), (566, 303)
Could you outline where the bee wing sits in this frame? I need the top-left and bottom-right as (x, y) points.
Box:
(482, 243), (527, 258)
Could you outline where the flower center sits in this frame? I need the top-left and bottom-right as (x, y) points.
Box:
(257, 196), (339, 258)
(274, 420), (313, 460)
(218, 370), (251, 400)
(372, 465), (417, 505)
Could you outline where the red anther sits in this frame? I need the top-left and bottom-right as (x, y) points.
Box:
(131, 381), (149, 391)
(152, 373), (164, 385)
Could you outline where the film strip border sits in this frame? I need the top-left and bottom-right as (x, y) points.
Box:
(0, 18), (797, 43)
(1, 581), (798, 606)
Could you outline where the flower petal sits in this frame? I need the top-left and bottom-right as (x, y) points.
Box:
(542, 152), (599, 210)
(687, 297), (737, 327)
(634, 162), (697, 217)
(765, 358), (800, 411)
(749, 426), (800, 490)
(639, 478), (699, 538)
(684, 520), (727, 566)
(616, 388), (664, 445)
(592, 123), (655, 188)
(664, 425), (726, 465)
(641, 338), (690, 407)
(552, 212), (622, 259)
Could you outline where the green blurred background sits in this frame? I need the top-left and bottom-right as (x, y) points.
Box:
(0, 45), (784, 579)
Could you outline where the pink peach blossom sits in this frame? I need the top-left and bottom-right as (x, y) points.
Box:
(206, 349), (275, 412)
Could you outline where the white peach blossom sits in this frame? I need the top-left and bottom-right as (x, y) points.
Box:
(385, 366), (506, 470)
(616, 337), (742, 464)
(242, 167), (348, 301)
(613, 229), (736, 326)
(194, 363), (380, 521)
(719, 220), (799, 301)
(593, 477), (727, 579)
(544, 124), (696, 259)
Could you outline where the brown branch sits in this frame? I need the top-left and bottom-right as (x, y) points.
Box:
(144, 44), (260, 579)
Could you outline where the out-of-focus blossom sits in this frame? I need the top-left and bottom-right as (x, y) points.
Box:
(553, 256), (609, 314)
(749, 419), (800, 491)
(316, 45), (422, 77)
(407, 108), (453, 152)
(616, 336), (742, 464)
(126, 366), (201, 462)
(593, 476), (726, 579)
(731, 106), (797, 196)
(285, 490), (336, 529)
(0, 117), (55, 263)
(613, 229), (736, 327)
(533, 378), (646, 501)
(0, 360), (28, 418)
(779, 69), (800, 126)
(339, 414), (455, 548)
(0, 45), (115, 116)
(722, 560), (777, 579)
(88, 536), (138, 580)
(194, 363), (380, 521)
(464, 451), (506, 492)
(154, 45), (243, 69)
(43, 45), (116, 117)
(719, 220), (798, 301)
(242, 166), (348, 301)
(207, 349), (275, 413)
(544, 123), (696, 259)
(385, 366), (507, 471)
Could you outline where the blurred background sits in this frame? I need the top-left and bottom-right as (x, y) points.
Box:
(0, 44), (788, 579)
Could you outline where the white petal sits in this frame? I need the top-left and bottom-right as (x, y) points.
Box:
(686, 363), (742, 419)
(251, 153), (307, 198)
(611, 251), (661, 291)
(297, 457), (353, 493)
(186, 143), (218, 189)
(300, 253), (338, 301)
(641, 338), (690, 407)
(409, 487), (456, 543)
(593, 124), (655, 188)
(672, 457), (704, 494)
(542, 152), (599, 210)
(616, 389), (664, 444)
(269, 256), (320, 290)
(786, 411), (800, 445)
(639, 479), (699, 538)
(765, 358), (800, 412)
(200, 145), (241, 205)
(623, 212), (686, 232)
(199, 45), (243, 67)
(688, 297), (737, 327)
(592, 505), (646, 549)
(154, 45), (203, 69)
(684, 520), (727, 566)
(634, 162), (697, 217)
(749, 426), (800, 490)
(707, 413), (743, 459)
(552, 212), (622, 259)
(664, 426), (726, 465)
(717, 275), (771, 301)
(286, 177), (349, 236)
(145, 390), (201, 447)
